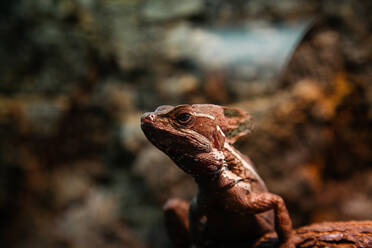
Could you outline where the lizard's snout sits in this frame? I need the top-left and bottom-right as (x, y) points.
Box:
(141, 112), (155, 125)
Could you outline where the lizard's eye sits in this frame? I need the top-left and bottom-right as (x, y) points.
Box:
(175, 112), (193, 125)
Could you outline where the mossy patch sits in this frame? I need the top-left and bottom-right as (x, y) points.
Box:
(225, 120), (251, 138)
(223, 108), (242, 118)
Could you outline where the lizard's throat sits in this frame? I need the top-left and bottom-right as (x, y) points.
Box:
(170, 150), (225, 180)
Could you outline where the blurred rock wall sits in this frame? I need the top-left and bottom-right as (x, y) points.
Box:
(0, 0), (371, 248)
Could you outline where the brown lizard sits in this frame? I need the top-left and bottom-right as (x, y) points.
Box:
(141, 104), (295, 248)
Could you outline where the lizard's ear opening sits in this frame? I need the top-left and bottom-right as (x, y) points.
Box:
(222, 106), (254, 144)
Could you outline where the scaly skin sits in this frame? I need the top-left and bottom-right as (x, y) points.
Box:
(141, 104), (295, 248)
(255, 221), (372, 248)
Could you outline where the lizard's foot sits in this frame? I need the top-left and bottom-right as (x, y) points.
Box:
(279, 241), (295, 248)
(278, 230), (298, 248)
(278, 234), (297, 248)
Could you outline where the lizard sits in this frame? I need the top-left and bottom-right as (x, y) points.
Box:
(140, 104), (296, 248)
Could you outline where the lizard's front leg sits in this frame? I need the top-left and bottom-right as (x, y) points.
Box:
(225, 190), (296, 248)
(189, 197), (207, 247)
(163, 198), (191, 248)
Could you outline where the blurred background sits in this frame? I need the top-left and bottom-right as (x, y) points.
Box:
(0, 0), (371, 248)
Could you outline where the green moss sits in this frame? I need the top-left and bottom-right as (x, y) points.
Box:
(223, 108), (242, 117)
(225, 120), (251, 138)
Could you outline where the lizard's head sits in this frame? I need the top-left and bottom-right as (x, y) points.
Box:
(141, 104), (254, 176)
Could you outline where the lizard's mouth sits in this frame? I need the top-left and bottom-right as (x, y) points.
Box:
(140, 113), (157, 142)
(140, 112), (159, 137)
(140, 112), (172, 150)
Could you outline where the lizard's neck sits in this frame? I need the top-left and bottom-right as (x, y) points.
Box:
(222, 143), (265, 187)
(194, 143), (267, 191)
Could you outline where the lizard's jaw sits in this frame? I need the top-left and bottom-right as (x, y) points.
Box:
(140, 112), (165, 150)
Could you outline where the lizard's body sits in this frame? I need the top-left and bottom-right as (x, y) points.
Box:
(141, 104), (295, 247)
(193, 145), (274, 244)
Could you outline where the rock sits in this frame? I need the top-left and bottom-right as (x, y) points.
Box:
(157, 73), (200, 103)
(254, 221), (372, 248)
(56, 190), (146, 248)
(92, 82), (136, 116)
(133, 145), (196, 202)
(142, 0), (203, 21)
(119, 112), (147, 153)
(163, 22), (194, 61)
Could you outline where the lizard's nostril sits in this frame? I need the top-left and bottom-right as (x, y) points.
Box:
(141, 113), (155, 124)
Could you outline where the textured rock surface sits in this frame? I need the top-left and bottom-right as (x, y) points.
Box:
(255, 221), (372, 248)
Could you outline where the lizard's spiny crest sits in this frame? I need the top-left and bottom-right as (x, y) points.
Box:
(221, 106), (254, 144)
